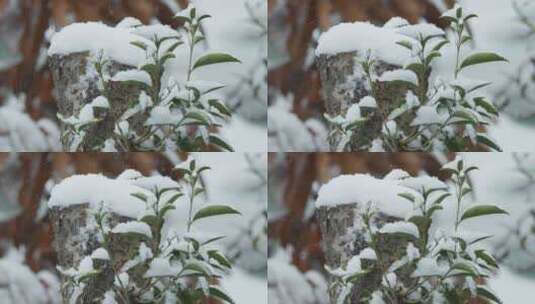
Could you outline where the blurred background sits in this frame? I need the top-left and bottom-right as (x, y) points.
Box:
(268, 152), (535, 303)
(268, 0), (535, 152)
(0, 0), (267, 152)
(0, 152), (267, 304)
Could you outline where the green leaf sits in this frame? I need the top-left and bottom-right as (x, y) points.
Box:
(344, 118), (368, 131)
(209, 135), (234, 152)
(209, 286), (235, 304)
(140, 63), (158, 77)
(460, 52), (508, 70)
(425, 51), (442, 66)
(460, 205), (508, 222)
(464, 14), (479, 22)
(476, 134), (502, 152)
(345, 269), (371, 283)
(193, 53), (241, 70)
(173, 16), (191, 23)
(165, 193), (183, 206)
(184, 111), (211, 126)
(432, 193), (451, 206)
(202, 236), (226, 245)
(130, 41), (147, 50)
(449, 262), (478, 276)
(452, 109), (477, 125)
(160, 53), (176, 64)
(440, 15), (458, 24)
(475, 250), (498, 268)
(192, 205), (241, 222)
(477, 286), (502, 304)
(398, 192), (416, 202)
(181, 262), (209, 276)
(208, 250), (232, 268)
(432, 40), (449, 52)
(405, 62), (426, 76)
(131, 192), (148, 202)
(474, 97), (498, 115)
(396, 40), (413, 50)
(209, 99), (232, 116)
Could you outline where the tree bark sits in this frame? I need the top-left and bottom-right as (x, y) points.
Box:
(317, 52), (411, 151)
(49, 204), (149, 303)
(48, 52), (148, 151)
(317, 203), (411, 303)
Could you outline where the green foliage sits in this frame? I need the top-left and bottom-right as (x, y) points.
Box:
(61, 5), (238, 152)
(61, 159), (238, 304)
(328, 3), (507, 152)
(334, 157), (507, 304)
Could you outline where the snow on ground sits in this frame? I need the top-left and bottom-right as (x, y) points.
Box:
(223, 269), (267, 304)
(488, 116), (535, 151)
(488, 268), (535, 304)
(221, 115), (267, 151)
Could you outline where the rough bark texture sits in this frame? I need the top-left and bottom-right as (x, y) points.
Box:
(317, 52), (411, 151)
(317, 203), (413, 304)
(48, 52), (148, 151)
(49, 204), (150, 303)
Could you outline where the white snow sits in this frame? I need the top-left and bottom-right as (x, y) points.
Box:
(396, 23), (445, 39)
(90, 248), (110, 260)
(111, 221), (153, 238)
(116, 17), (142, 29)
(359, 96), (377, 108)
(145, 105), (181, 125)
(114, 272), (129, 288)
(0, 101), (50, 152)
(412, 257), (448, 277)
(411, 106), (448, 126)
(47, 174), (151, 219)
(379, 222), (420, 238)
(384, 169), (410, 181)
(345, 103), (361, 122)
(111, 70), (152, 86)
(399, 175), (447, 191)
(378, 69), (418, 85)
(315, 22), (412, 66)
(130, 24), (178, 41)
(268, 250), (320, 304)
(315, 173), (419, 218)
(48, 22), (152, 66)
(268, 101), (316, 152)
(359, 247), (377, 260)
(0, 249), (49, 304)
(92, 96), (109, 108)
(144, 258), (178, 277)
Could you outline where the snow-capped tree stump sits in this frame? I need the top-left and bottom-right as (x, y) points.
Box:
(317, 52), (412, 150)
(48, 52), (147, 151)
(49, 204), (150, 303)
(317, 203), (411, 303)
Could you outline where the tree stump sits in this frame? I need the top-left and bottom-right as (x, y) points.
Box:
(48, 52), (147, 151)
(316, 52), (411, 151)
(316, 203), (411, 303)
(49, 204), (149, 303)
